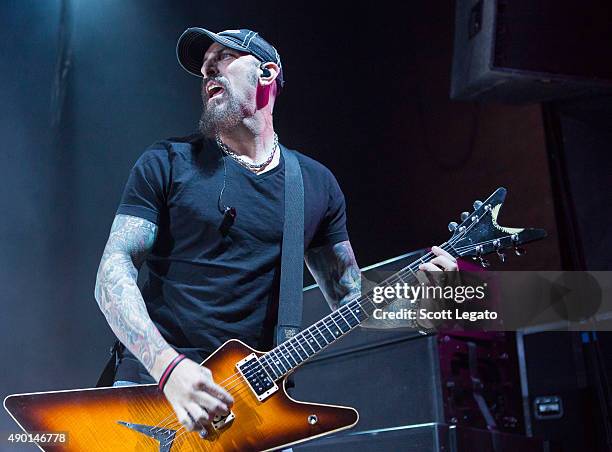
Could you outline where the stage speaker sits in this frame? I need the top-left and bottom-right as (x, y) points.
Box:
(293, 251), (525, 435)
(451, 0), (612, 103)
(517, 330), (612, 451)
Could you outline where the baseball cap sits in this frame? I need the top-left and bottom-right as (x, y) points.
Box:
(176, 28), (285, 89)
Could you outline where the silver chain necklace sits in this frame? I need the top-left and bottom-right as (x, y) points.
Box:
(216, 133), (279, 173)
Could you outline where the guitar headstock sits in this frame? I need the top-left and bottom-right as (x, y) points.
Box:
(446, 187), (547, 267)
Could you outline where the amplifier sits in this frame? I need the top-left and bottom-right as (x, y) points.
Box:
(293, 252), (525, 434)
(450, 0), (612, 103)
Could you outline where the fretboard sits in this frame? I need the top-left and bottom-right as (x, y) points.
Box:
(255, 242), (456, 380)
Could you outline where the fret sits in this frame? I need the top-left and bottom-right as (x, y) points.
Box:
(294, 337), (310, 359)
(331, 310), (351, 332)
(361, 295), (378, 309)
(270, 349), (289, 373)
(407, 265), (419, 280)
(279, 345), (295, 368)
(344, 304), (361, 324)
(259, 251), (453, 382)
(337, 307), (357, 329)
(269, 353), (285, 376)
(307, 327), (325, 349)
(323, 316), (342, 340)
(320, 318), (338, 340)
(359, 297), (377, 316)
(281, 343), (298, 367)
(352, 303), (367, 321)
(267, 353), (283, 375)
(305, 328), (323, 350)
(328, 314), (345, 336)
(289, 339), (307, 361)
(314, 323), (333, 344)
(260, 357), (279, 380)
(336, 309), (353, 333)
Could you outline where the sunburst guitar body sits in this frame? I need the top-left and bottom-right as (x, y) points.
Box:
(4, 339), (358, 451)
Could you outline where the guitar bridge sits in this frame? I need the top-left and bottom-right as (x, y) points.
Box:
(236, 353), (278, 401)
(212, 411), (235, 430)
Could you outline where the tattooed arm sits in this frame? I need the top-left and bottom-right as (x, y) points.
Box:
(94, 214), (233, 431)
(305, 240), (361, 311)
(305, 241), (397, 329)
(305, 242), (458, 329)
(94, 214), (176, 380)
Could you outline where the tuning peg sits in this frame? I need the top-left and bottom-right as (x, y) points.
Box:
(478, 256), (491, 268)
(473, 254), (490, 268)
(473, 200), (483, 210)
(511, 234), (526, 256)
(473, 245), (490, 268)
(460, 211), (470, 221)
(494, 239), (506, 262)
(448, 221), (458, 232)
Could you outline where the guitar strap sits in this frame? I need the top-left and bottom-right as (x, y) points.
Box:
(275, 146), (304, 346)
(97, 144), (304, 387)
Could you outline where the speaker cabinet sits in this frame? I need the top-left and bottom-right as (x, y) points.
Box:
(293, 252), (525, 440)
(451, 0), (612, 103)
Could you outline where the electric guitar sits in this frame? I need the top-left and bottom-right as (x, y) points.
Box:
(4, 187), (546, 451)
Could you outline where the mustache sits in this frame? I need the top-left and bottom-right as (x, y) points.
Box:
(201, 76), (229, 96)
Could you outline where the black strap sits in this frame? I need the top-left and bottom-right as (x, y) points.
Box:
(275, 147), (304, 345)
(96, 340), (123, 387)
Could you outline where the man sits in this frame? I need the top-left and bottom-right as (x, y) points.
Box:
(94, 27), (457, 435)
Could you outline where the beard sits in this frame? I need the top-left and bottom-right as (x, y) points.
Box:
(198, 71), (258, 138)
(198, 87), (243, 138)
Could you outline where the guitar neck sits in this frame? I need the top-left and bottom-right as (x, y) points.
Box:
(256, 243), (457, 381)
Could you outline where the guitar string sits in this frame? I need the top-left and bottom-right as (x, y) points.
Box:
(154, 240), (469, 440)
(148, 301), (375, 434)
(150, 292), (386, 435)
(163, 229), (509, 446)
(454, 235), (517, 251)
(150, 238), (468, 436)
(161, 233), (497, 447)
(153, 216), (489, 437)
(162, 240), (468, 446)
(167, 206), (486, 404)
(150, 247), (437, 433)
(151, 237), (470, 438)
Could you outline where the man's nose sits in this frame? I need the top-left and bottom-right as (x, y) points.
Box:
(201, 61), (218, 78)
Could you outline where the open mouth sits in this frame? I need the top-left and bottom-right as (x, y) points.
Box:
(206, 82), (225, 101)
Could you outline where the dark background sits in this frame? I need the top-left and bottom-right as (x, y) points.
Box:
(1, 0), (584, 445)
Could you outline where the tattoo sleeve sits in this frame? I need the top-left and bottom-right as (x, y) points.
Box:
(305, 240), (421, 329)
(94, 214), (175, 380)
(304, 240), (361, 311)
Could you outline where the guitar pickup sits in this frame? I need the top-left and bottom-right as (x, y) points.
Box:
(236, 353), (278, 401)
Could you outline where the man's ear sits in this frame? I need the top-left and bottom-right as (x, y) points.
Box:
(259, 62), (280, 86)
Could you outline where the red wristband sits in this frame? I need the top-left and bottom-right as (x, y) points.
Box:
(158, 354), (186, 391)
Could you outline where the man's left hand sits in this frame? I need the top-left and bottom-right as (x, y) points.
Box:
(418, 246), (458, 272)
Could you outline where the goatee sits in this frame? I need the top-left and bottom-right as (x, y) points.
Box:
(198, 86), (243, 138)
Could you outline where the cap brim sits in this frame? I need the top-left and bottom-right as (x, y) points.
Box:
(176, 28), (250, 77)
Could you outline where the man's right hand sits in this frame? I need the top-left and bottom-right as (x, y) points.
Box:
(162, 358), (234, 432)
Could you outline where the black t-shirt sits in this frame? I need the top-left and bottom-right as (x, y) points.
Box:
(114, 135), (348, 383)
